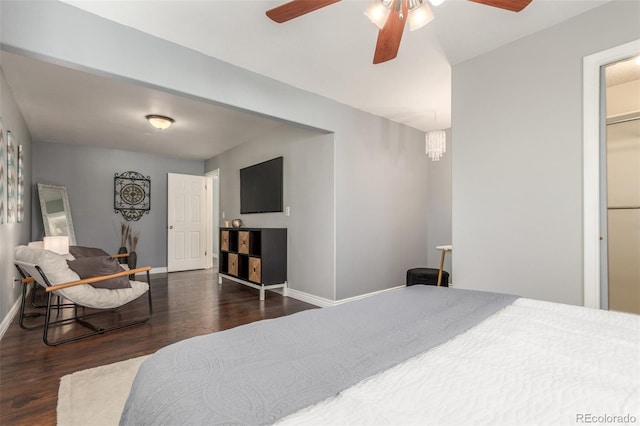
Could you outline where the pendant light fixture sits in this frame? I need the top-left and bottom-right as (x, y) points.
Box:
(426, 130), (446, 161)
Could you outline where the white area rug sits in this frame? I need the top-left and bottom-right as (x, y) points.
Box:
(57, 355), (150, 426)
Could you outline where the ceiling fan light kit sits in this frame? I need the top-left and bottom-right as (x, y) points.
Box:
(266, 0), (532, 64)
(367, 0), (434, 32)
(364, 0), (392, 30)
(408, 1), (434, 31)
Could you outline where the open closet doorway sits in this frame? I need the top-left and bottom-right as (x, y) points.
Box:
(583, 39), (639, 311)
(602, 56), (640, 315)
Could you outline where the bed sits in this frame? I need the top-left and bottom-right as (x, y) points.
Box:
(120, 285), (639, 425)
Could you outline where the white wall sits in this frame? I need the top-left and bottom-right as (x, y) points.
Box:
(335, 117), (428, 299)
(206, 127), (335, 300)
(452, 0), (640, 305)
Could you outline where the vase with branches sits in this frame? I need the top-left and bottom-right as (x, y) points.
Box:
(127, 229), (140, 278)
(118, 222), (130, 264)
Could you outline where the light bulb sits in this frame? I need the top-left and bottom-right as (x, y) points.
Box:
(146, 115), (174, 130)
(364, 1), (391, 29)
(409, 2), (434, 31)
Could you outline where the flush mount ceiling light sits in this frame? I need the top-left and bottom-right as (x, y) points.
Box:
(266, 0), (532, 64)
(146, 115), (174, 130)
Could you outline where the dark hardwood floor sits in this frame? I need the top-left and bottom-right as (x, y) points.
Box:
(0, 269), (318, 425)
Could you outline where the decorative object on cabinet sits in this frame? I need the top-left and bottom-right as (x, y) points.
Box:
(6, 131), (16, 223)
(114, 171), (150, 221)
(37, 183), (77, 245)
(0, 117), (4, 225)
(231, 218), (243, 228)
(17, 144), (24, 222)
(219, 227), (287, 300)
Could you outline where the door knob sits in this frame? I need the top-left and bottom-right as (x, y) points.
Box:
(169, 225), (173, 229)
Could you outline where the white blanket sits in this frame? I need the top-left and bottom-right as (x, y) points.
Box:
(278, 298), (640, 426)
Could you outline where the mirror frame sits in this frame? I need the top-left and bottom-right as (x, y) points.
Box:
(37, 183), (76, 245)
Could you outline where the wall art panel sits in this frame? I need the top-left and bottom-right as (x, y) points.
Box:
(17, 144), (24, 222)
(6, 130), (16, 223)
(0, 117), (4, 224)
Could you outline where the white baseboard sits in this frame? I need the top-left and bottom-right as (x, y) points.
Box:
(149, 266), (167, 274)
(133, 266), (167, 275)
(284, 288), (335, 307)
(284, 285), (406, 308)
(333, 285), (405, 305)
(0, 296), (22, 342)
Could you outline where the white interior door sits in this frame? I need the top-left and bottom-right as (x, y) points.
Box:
(167, 173), (207, 272)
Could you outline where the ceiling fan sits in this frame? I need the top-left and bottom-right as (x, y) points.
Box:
(266, 0), (532, 64)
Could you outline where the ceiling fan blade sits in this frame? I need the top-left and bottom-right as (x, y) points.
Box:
(467, 0), (532, 12)
(266, 0), (341, 23)
(372, 0), (409, 64)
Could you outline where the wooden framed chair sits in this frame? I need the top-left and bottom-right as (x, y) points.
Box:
(15, 245), (153, 346)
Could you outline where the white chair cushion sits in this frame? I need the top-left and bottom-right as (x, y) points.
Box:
(15, 245), (149, 309)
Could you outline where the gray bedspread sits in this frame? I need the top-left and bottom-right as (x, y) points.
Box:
(120, 286), (518, 425)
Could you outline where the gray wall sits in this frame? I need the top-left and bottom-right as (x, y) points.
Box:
(335, 116), (428, 299)
(32, 141), (204, 268)
(426, 128), (452, 281)
(451, 0), (640, 305)
(206, 127), (335, 300)
(0, 0), (430, 302)
(0, 68), (32, 327)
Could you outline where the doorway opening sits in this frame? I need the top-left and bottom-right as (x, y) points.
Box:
(602, 56), (640, 314)
(583, 40), (640, 310)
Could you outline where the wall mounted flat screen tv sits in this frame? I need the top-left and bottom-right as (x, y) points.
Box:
(240, 156), (283, 214)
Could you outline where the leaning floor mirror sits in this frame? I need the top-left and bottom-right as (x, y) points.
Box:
(37, 183), (76, 245)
